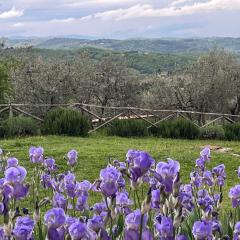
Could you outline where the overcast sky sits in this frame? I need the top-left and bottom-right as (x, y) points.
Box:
(0, 0), (240, 38)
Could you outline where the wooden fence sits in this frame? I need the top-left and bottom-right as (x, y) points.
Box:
(0, 103), (240, 133)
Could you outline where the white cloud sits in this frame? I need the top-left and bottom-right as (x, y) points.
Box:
(170, 0), (193, 7)
(65, 0), (140, 7)
(12, 22), (24, 27)
(0, 0), (239, 38)
(81, 0), (240, 21)
(0, 7), (24, 19)
(50, 18), (75, 23)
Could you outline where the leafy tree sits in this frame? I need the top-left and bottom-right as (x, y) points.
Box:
(147, 49), (240, 120)
(0, 62), (9, 103)
(90, 55), (141, 114)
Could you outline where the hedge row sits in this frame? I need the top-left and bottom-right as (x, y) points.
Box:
(106, 118), (240, 140)
(0, 117), (39, 138)
(0, 108), (91, 138)
(42, 108), (90, 137)
(1, 110), (240, 140)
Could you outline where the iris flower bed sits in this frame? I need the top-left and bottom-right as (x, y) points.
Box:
(0, 146), (240, 239)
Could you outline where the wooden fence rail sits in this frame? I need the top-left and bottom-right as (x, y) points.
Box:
(1, 103), (240, 133)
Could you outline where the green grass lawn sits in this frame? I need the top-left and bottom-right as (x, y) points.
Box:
(1, 134), (240, 209)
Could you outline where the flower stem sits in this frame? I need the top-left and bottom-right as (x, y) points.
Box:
(135, 190), (141, 209)
(139, 213), (144, 240)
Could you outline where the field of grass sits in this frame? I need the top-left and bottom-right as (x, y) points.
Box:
(1, 134), (240, 208)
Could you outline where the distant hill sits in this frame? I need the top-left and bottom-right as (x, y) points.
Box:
(3, 37), (240, 75)
(5, 37), (240, 54)
(1, 46), (196, 74)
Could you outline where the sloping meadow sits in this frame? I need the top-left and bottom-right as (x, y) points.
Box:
(0, 135), (240, 239)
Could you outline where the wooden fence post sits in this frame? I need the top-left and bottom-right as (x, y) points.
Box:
(9, 104), (13, 118)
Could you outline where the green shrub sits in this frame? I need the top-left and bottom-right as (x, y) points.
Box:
(0, 124), (4, 138)
(107, 119), (148, 137)
(1, 117), (39, 138)
(42, 108), (90, 137)
(224, 123), (240, 140)
(149, 121), (172, 137)
(149, 118), (200, 139)
(200, 125), (225, 140)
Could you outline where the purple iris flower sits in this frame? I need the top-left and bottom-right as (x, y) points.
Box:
(125, 209), (151, 240)
(116, 192), (133, 207)
(4, 166), (27, 183)
(195, 147), (210, 171)
(47, 226), (65, 240)
(76, 180), (91, 197)
(78, 180), (91, 192)
(0, 202), (4, 215)
(200, 147), (211, 162)
(100, 166), (120, 183)
(65, 182), (77, 198)
(202, 170), (213, 186)
(190, 171), (202, 188)
(176, 235), (188, 240)
(91, 202), (107, 215)
(125, 209), (147, 230)
(0, 178), (5, 187)
(2, 183), (13, 200)
(212, 164), (226, 177)
(64, 172), (77, 198)
(67, 150), (78, 167)
(234, 222), (240, 240)
(75, 195), (88, 211)
(44, 208), (66, 229)
(217, 176), (225, 186)
(44, 158), (56, 171)
(113, 160), (126, 171)
(155, 159), (180, 193)
(149, 177), (157, 189)
(196, 157), (205, 170)
(3, 164), (28, 200)
(124, 229), (153, 240)
(64, 172), (76, 184)
(68, 221), (96, 240)
(229, 185), (240, 208)
(197, 189), (214, 212)
(179, 191), (194, 212)
(212, 164), (226, 186)
(29, 146), (44, 163)
(211, 220), (221, 234)
(213, 193), (221, 204)
(12, 216), (34, 240)
(53, 193), (67, 210)
(100, 166), (120, 197)
(65, 216), (79, 230)
(117, 176), (126, 189)
(155, 216), (174, 239)
(127, 150), (155, 183)
(51, 174), (65, 193)
(15, 216), (35, 229)
(126, 149), (140, 161)
(180, 184), (192, 193)
(151, 189), (160, 209)
(7, 158), (18, 168)
(12, 182), (29, 200)
(192, 220), (212, 240)
(87, 215), (104, 233)
(41, 174), (52, 189)
(0, 227), (4, 239)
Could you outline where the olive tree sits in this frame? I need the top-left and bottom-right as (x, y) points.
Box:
(89, 55), (142, 114)
(147, 49), (240, 117)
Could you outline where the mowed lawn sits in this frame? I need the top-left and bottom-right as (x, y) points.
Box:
(1, 134), (240, 208)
